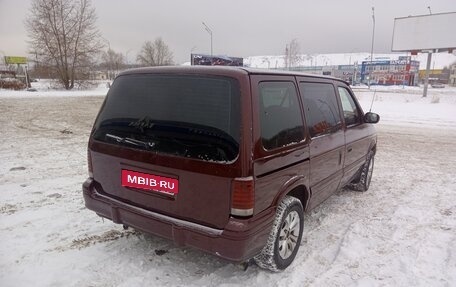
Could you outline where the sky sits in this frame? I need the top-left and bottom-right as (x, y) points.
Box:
(0, 0), (455, 64)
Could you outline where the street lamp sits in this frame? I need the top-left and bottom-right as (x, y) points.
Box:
(369, 7), (375, 89)
(202, 22), (213, 56)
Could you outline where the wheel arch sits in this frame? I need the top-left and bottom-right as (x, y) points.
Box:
(287, 185), (310, 212)
(369, 138), (377, 156)
(272, 175), (311, 212)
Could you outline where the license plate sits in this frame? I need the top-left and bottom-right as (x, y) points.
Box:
(121, 169), (179, 195)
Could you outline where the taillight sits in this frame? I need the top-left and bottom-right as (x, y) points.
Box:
(231, 177), (254, 217)
(87, 149), (93, 178)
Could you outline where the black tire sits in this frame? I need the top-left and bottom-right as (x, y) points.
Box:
(254, 196), (304, 271)
(349, 151), (375, 192)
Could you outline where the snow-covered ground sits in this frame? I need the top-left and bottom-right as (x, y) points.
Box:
(355, 85), (456, 130)
(1, 83), (455, 286)
(0, 79), (110, 98)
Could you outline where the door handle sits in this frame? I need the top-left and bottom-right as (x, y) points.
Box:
(347, 147), (353, 153)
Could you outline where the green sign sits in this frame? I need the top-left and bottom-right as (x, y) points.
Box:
(4, 56), (27, 64)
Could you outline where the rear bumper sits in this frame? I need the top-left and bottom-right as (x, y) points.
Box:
(82, 178), (274, 262)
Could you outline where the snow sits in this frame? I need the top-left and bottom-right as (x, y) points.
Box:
(0, 79), (110, 98)
(354, 86), (456, 129)
(1, 83), (456, 286)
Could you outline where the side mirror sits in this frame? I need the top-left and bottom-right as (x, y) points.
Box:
(364, 112), (380, 124)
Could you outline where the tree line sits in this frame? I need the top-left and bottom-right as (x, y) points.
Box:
(26, 0), (174, 90)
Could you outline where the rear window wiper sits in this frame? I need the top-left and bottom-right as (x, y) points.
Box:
(105, 133), (156, 149)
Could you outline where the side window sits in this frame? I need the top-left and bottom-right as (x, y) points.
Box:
(299, 82), (341, 137)
(338, 87), (361, 126)
(259, 82), (304, 150)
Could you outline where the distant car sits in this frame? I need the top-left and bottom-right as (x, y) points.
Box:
(431, 83), (445, 88)
(83, 66), (380, 271)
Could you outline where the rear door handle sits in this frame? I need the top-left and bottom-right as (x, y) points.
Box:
(347, 147), (353, 153)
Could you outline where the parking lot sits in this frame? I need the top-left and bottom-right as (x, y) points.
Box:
(1, 95), (455, 286)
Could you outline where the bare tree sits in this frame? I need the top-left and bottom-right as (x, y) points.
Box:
(284, 39), (301, 69)
(101, 49), (124, 80)
(25, 0), (103, 89)
(137, 38), (174, 66)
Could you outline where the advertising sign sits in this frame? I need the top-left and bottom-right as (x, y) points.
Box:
(4, 56), (27, 65)
(392, 12), (456, 52)
(191, 54), (243, 66)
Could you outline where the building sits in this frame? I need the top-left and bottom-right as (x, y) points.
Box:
(327, 64), (360, 84)
(242, 53), (456, 86)
(418, 68), (450, 84)
(285, 56), (420, 86)
(360, 56), (420, 86)
(448, 63), (456, 86)
(288, 64), (361, 85)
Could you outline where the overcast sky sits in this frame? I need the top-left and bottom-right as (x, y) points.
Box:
(1, 0), (455, 64)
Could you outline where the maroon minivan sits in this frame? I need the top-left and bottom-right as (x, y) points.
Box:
(83, 66), (379, 271)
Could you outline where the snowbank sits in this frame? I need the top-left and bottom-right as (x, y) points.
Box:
(0, 79), (110, 98)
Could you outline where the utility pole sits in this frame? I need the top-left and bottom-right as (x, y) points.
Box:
(202, 22), (213, 57)
(369, 7), (375, 89)
(423, 51), (433, 97)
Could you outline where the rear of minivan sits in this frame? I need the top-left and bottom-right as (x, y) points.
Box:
(82, 67), (273, 261)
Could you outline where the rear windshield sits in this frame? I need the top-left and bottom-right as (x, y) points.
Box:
(92, 74), (241, 162)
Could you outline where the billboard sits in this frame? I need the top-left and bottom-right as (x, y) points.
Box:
(191, 54), (243, 66)
(392, 12), (456, 52)
(4, 56), (27, 64)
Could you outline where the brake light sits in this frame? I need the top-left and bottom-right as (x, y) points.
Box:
(231, 177), (254, 217)
(87, 149), (93, 178)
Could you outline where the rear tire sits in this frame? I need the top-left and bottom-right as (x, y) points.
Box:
(349, 151), (374, 192)
(254, 196), (304, 271)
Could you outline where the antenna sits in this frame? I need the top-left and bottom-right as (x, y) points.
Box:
(369, 89), (376, 112)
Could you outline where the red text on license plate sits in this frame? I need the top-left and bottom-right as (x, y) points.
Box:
(121, 169), (179, 195)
